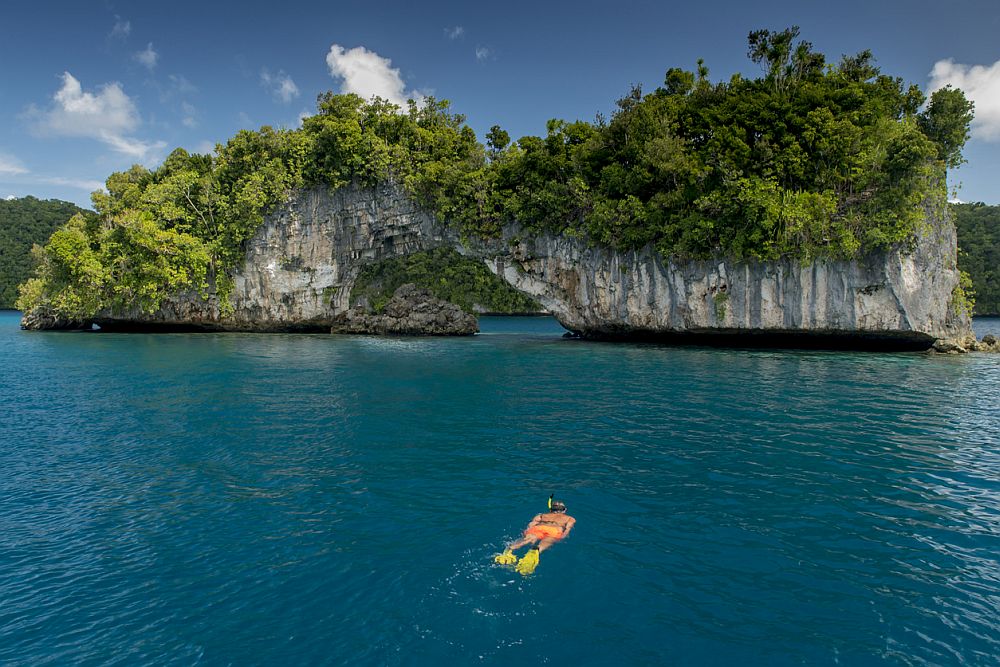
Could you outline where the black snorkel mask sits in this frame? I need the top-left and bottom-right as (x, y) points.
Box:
(548, 494), (566, 512)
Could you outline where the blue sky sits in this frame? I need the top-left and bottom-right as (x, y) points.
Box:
(2, 0), (999, 208)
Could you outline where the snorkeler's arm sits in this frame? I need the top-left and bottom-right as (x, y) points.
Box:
(562, 517), (576, 536)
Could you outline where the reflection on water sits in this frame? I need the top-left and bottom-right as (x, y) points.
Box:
(1, 312), (998, 665)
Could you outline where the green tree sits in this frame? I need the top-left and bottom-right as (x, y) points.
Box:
(486, 125), (510, 161)
(919, 86), (975, 168)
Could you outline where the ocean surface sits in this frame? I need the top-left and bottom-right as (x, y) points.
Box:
(2, 310), (999, 666)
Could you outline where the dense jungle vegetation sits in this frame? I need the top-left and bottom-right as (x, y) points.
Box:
(0, 197), (85, 308)
(18, 28), (974, 319)
(952, 203), (1000, 315)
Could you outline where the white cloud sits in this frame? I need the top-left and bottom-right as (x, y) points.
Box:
(929, 58), (1000, 141)
(109, 15), (130, 40)
(168, 74), (197, 95)
(193, 140), (216, 155)
(0, 152), (29, 175)
(181, 101), (198, 128)
(134, 42), (159, 70)
(445, 26), (464, 40)
(27, 72), (165, 161)
(5, 194), (15, 200)
(325, 44), (422, 106)
(38, 176), (105, 191)
(0, 170), (105, 193)
(475, 46), (491, 62)
(260, 68), (300, 104)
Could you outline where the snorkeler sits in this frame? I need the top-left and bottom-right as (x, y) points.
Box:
(495, 496), (575, 575)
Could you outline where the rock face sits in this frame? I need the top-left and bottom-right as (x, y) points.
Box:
(47, 181), (971, 349)
(331, 283), (478, 336)
(479, 214), (970, 349)
(92, 182), (459, 332)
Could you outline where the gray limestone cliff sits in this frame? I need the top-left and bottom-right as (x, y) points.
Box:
(57, 181), (971, 348)
(482, 216), (970, 349)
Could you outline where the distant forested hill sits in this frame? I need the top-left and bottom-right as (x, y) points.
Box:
(0, 197), (86, 308)
(953, 202), (1000, 316)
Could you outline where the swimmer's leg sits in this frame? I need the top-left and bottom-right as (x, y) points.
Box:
(507, 536), (535, 551)
(536, 537), (558, 554)
(495, 535), (536, 565)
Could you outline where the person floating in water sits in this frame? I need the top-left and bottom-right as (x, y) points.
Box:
(495, 496), (575, 575)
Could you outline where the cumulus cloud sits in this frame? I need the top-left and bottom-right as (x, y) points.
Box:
(325, 44), (422, 106)
(445, 26), (464, 40)
(0, 152), (29, 175)
(929, 58), (1000, 140)
(134, 42), (158, 70)
(27, 72), (165, 161)
(475, 46), (491, 62)
(109, 15), (130, 40)
(4, 194), (15, 200)
(260, 68), (300, 104)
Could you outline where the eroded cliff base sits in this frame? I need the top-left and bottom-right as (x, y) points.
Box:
(566, 327), (936, 351)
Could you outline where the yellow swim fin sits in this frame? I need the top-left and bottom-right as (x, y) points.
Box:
(515, 548), (540, 575)
(494, 548), (516, 565)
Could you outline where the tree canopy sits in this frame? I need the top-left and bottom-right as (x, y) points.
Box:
(18, 28), (973, 320)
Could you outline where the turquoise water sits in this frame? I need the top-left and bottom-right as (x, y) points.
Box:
(2, 311), (999, 665)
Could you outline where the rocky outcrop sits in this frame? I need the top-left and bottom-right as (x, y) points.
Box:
(933, 333), (1000, 354)
(976, 334), (1000, 352)
(38, 181), (973, 349)
(19, 308), (91, 331)
(331, 284), (477, 336)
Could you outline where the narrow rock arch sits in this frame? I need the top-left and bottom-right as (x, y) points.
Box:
(92, 182), (969, 349)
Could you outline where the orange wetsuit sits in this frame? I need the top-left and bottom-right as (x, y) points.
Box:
(524, 524), (565, 540)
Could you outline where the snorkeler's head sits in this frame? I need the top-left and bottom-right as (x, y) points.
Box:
(550, 500), (567, 513)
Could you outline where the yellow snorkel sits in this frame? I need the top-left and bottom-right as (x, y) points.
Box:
(548, 494), (553, 510)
